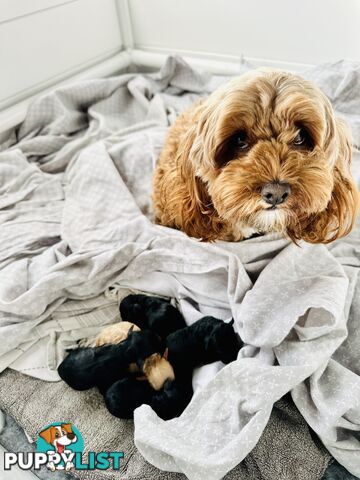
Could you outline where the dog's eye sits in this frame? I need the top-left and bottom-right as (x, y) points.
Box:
(55, 432), (59, 437)
(233, 131), (250, 151)
(215, 130), (251, 168)
(292, 127), (313, 149)
(293, 130), (305, 145)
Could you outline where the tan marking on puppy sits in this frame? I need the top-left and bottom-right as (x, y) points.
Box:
(142, 353), (175, 391)
(95, 321), (140, 346)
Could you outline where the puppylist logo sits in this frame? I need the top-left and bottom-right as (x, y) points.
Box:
(4, 422), (124, 472)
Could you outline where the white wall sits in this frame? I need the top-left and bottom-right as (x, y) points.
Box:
(1, 0), (359, 133)
(0, 0), (122, 110)
(127, 0), (360, 67)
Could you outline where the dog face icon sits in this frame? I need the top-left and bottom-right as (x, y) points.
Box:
(39, 423), (77, 453)
(39, 423), (77, 471)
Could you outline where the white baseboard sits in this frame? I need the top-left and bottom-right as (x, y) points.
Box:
(130, 47), (314, 73)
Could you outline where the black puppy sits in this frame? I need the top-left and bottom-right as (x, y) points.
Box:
(166, 317), (242, 380)
(58, 330), (164, 394)
(120, 294), (186, 339)
(105, 377), (154, 419)
(151, 378), (193, 420)
(105, 377), (193, 420)
(104, 316), (241, 420)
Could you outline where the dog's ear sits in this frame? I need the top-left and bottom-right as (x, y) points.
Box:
(175, 105), (225, 241)
(61, 423), (72, 434)
(203, 332), (223, 360)
(300, 118), (359, 243)
(163, 347), (169, 360)
(127, 324), (135, 336)
(39, 426), (55, 445)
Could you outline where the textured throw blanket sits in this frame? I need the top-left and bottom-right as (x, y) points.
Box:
(0, 371), (331, 480)
(0, 57), (359, 480)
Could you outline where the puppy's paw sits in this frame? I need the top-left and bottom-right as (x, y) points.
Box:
(95, 321), (140, 346)
(47, 462), (56, 472)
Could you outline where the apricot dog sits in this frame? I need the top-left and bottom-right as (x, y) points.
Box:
(153, 70), (359, 242)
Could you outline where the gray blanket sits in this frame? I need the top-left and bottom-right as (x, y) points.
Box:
(0, 57), (359, 480)
(0, 370), (331, 480)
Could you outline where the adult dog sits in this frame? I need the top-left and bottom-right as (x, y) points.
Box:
(153, 70), (359, 242)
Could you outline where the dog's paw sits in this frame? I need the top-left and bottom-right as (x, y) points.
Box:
(65, 462), (74, 471)
(47, 462), (56, 472)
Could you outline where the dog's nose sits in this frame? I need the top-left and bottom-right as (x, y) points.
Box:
(67, 433), (75, 440)
(261, 182), (291, 206)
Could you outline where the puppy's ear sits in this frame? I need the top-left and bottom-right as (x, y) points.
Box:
(301, 118), (359, 243)
(39, 426), (55, 445)
(163, 347), (169, 360)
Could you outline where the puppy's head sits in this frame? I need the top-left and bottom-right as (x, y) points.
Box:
(203, 318), (242, 364)
(126, 329), (164, 364)
(184, 70), (359, 243)
(120, 294), (146, 322)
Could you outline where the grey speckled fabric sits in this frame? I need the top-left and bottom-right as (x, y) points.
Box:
(0, 370), (331, 480)
(0, 57), (359, 479)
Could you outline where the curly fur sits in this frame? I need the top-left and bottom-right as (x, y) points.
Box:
(153, 70), (359, 243)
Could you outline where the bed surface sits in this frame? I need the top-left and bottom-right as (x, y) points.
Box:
(0, 369), (334, 480)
